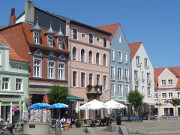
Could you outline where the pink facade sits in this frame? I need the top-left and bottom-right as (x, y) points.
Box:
(66, 23), (111, 113)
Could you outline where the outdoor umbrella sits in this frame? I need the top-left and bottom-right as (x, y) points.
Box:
(28, 103), (50, 110)
(49, 103), (68, 119)
(79, 99), (106, 110)
(105, 100), (127, 109)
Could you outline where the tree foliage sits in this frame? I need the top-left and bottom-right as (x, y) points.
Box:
(127, 91), (144, 112)
(170, 98), (180, 107)
(47, 85), (68, 105)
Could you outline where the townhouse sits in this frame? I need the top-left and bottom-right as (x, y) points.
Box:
(0, 33), (29, 123)
(154, 66), (180, 116)
(129, 42), (155, 119)
(97, 23), (131, 117)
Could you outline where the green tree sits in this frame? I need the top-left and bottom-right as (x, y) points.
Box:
(170, 98), (180, 117)
(127, 91), (144, 116)
(47, 85), (68, 105)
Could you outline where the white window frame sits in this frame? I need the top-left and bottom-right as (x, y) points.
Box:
(58, 62), (65, 80)
(118, 83), (123, 97)
(81, 72), (86, 88)
(96, 52), (100, 65)
(47, 35), (53, 47)
(111, 83), (115, 97)
(119, 35), (122, 43)
(125, 53), (128, 64)
(16, 78), (23, 91)
(57, 38), (63, 49)
(89, 50), (93, 64)
(177, 92), (180, 98)
(96, 74), (101, 85)
(72, 71), (78, 87)
(117, 67), (123, 81)
(81, 49), (85, 62)
(103, 54), (107, 66)
(125, 68), (129, 82)
(89, 33), (94, 44)
(72, 47), (77, 61)
(48, 60), (55, 79)
(161, 80), (166, 86)
(147, 87), (151, 96)
(33, 58), (42, 77)
(168, 79), (173, 85)
(154, 92), (158, 99)
(72, 28), (78, 40)
(125, 84), (129, 97)
(117, 50), (122, 62)
(162, 93), (167, 99)
(103, 75), (107, 90)
(2, 77), (10, 91)
(168, 92), (173, 99)
(111, 66), (115, 80)
(88, 73), (93, 86)
(33, 31), (40, 44)
(112, 49), (115, 61)
(144, 58), (148, 69)
(136, 56), (140, 67)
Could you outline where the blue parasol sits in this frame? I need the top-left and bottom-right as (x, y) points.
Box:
(49, 103), (68, 109)
(28, 103), (50, 110)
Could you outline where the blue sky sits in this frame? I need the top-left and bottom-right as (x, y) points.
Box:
(0, 0), (180, 68)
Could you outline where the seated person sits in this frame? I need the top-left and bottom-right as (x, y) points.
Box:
(60, 116), (66, 126)
(56, 119), (62, 127)
(66, 118), (71, 124)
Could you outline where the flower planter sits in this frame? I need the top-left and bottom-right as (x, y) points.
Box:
(63, 124), (70, 131)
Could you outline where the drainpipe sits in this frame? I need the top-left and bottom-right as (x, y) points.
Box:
(69, 21), (72, 94)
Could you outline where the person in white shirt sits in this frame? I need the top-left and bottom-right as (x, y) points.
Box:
(60, 116), (66, 126)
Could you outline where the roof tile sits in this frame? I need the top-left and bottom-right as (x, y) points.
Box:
(128, 42), (142, 60)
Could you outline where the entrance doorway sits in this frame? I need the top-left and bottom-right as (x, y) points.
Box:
(164, 108), (174, 116)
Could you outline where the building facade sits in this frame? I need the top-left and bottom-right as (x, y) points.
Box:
(97, 23), (131, 104)
(0, 34), (29, 123)
(66, 20), (111, 119)
(154, 67), (180, 116)
(129, 42), (155, 119)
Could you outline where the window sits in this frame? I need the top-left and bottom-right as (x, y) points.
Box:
(81, 49), (85, 62)
(154, 93), (158, 99)
(33, 58), (41, 77)
(142, 71), (145, 82)
(89, 73), (93, 85)
(103, 54), (106, 66)
(82, 33), (85, 37)
(168, 93), (173, 99)
(47, 35), (53, 47)
(136, 56), (140, 66)
(89, 33), (93, 44)
(103, 38), (107, 47)
(147, 73), (151, 85)
(162, 93), (166, 99)
(125, 53), (128, 63)
(58, 62), (65, 80)
(112, 50), (115, 61)
(135, 86), (139, 91)
(118, 84), (123, 97)
(144, 58), (148, 68)
(111, 66), (115, 80)
(134, 70), (138, 80)
(33, 31), (40, 44)
(57, 38), (63, 49)
(16, 78), (22, 91)
(125, 85), (129, 96)
(119, 35), (122, 43)
(147, 87), (151, 96)
(81, 72), (85, 87)
(89, 51), (92, 64)
(125, 69), (129, 82)
(117, 51), (122, 62)
(2, 77), (9, 90)
(97, 38), (100, 42)
(73, 71), (77, 87)
(168, 79), (173, 85)
(73, 28), (77, 40)
(16, 64), (22, 70)
(161, 80), (166, 86)
(111, 83), (115, 97)
(118, 67), (123, 81)
(48, 61), (55, 78)
(96, 74), (100, 85)
(72, 47), (77, 60)
(96, 52), (100, 65)
(177, 92), (180, 98)
(103, 75), (107, 89)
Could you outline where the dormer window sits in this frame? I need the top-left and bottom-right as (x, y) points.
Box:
(33, 31), (40, 44)
(57, 38), (63, 49)
(47, 35), (53, 47)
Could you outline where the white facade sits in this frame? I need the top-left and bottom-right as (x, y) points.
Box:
(131, 43), (154, 105)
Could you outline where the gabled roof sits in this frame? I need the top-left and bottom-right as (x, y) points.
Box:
(128, 42), (142, 60)
(154, 66), (180, 89)
(0, 33), (28, 62)
(96, 23), (120, 41)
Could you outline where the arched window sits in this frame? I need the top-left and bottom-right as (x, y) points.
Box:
(81, 49), (85, 62)
(103, 54), (106, 66)
(89, 51), (92, 64)
(96, 52), (100, 65)
(72, 47), (77, 60)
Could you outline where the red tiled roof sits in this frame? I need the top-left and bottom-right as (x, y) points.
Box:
(96, 23), (120, 41)
(0, 33), (28, 62)
(154, 66), (180, 89)
(128, 42), (142, 60)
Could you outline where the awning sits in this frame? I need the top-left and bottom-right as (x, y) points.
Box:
(66, 94), (84, 101)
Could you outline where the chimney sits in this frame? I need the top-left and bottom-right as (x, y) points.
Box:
(25, 0), (35, 24)
(9, 8), (16, 26)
